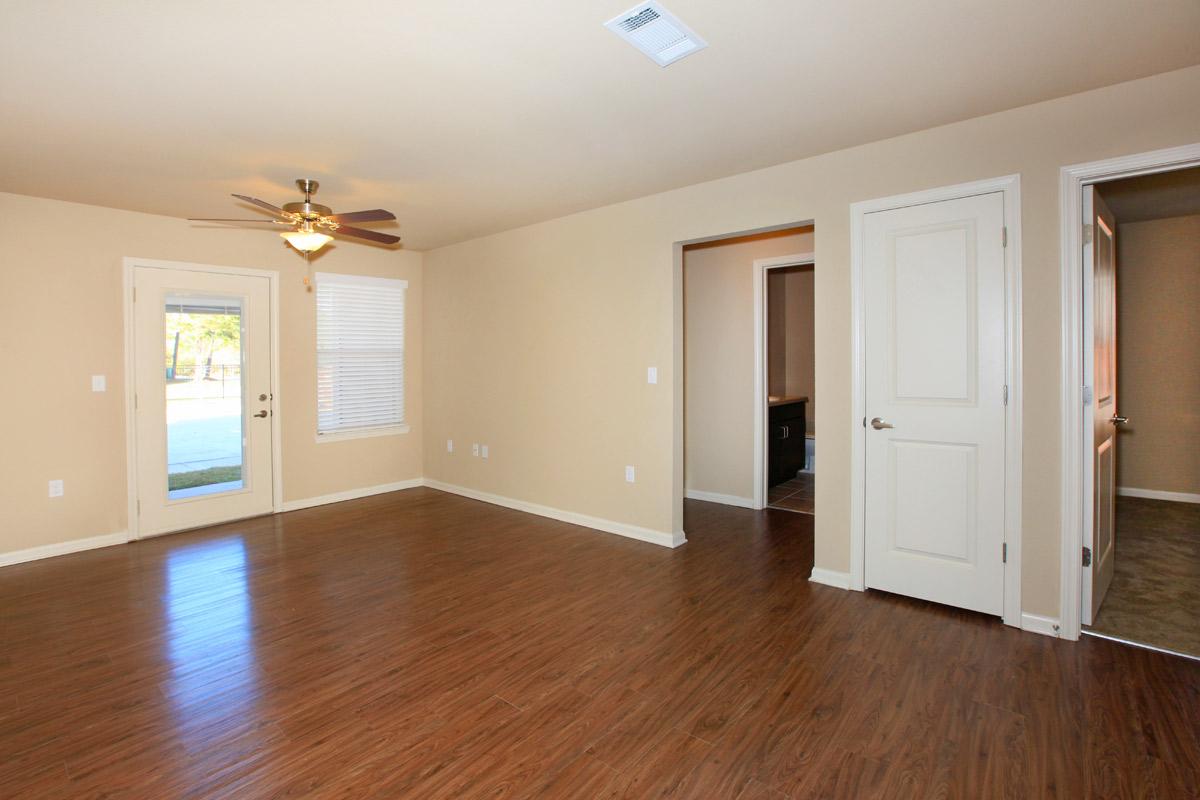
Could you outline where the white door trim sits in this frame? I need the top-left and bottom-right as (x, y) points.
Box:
(1057, 143), (1200, 641)
(849, 174), (1023, 627)
(752, 252), (815, 509)
(122, 257), (283, 540)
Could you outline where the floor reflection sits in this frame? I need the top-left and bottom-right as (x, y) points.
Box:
(162, 536), (261, 738)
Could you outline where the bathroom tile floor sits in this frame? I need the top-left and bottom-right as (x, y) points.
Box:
(768, 473), (813, 515)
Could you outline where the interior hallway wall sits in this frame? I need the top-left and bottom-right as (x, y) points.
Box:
(1115, 214), (1200, 496)
(0, 192), (423, 558)
(683, 229), (814, 502)
(422, 66), (1200, 620)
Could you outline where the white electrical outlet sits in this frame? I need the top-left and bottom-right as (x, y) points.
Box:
(472, 443), (480, 457)
(447, 439), (454, 453)
(625, 466), (635, 483)
(481, 445), (489, 459)
(647, 367), (657, 384)
(91, 375), (106, 392)
(48, 479), (64, 498)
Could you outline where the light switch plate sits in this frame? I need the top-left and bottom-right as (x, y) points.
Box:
(91, 375), (106, 392)
(48, 479), (64, 498)
(647, 367), (657, 384)
(447, 439), (454, 453)
(472, 443), (480, 457)
(481, 445), (489, 459)
(625, 466), (635, 483)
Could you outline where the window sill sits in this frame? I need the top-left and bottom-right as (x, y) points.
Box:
(315, 424), (410, 444)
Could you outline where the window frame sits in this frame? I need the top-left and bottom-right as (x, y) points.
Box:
(313, 271), (410, 443)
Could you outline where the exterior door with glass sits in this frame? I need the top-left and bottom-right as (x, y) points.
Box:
(133, 265), (274, 536)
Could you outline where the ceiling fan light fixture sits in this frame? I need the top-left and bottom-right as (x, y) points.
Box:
(280, 229), (333, 253)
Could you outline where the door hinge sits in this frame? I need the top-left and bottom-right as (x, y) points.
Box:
(1002, 385), (1009, 405)
(1083, 223), (1093, 245)
(1082, 386), (1093, 405)
(1002, 542), (1007, 563)
(1002, 226), (1008, 247)
(1082, 546), (1092, 567)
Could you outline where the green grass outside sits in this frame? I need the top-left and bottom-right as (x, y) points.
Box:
(168, 465), (242, 491)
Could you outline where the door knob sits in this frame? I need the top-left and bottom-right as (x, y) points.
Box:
(870, 417), (894, 430)
(253, 410), (269, 418)
(1109, 415), (1129, 425)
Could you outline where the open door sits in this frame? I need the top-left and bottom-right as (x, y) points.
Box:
(1082, 186), (1120, 625)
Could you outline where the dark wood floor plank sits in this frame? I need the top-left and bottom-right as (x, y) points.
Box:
(2, 489), (1198, 798)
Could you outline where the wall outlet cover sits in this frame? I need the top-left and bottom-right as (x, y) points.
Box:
(447, 439), (454, 453)
(647, 366), (658, 384)
(472, 443), (480, 457)
(91, 375), (106, 392)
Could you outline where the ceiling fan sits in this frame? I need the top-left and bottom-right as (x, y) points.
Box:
(189, 179), (400, 254)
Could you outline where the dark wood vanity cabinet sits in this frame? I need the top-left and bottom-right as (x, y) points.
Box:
(768, 398), (807, 487)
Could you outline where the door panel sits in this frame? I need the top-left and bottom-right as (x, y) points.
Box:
(134, 267), (274, 536)
(1082, 187), (1117, 624)
(864, 192), (1007, 616)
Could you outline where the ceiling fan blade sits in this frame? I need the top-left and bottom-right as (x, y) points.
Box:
(326, 209), (396, 224)
(332, 224), (401, 245)
(188, 218), (282, 224)
(231, 194), (289, 217)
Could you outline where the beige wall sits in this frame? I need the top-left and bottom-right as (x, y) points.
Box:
(0, 192), (423, 555)
(1115, 214), (1200, 495)
(683, 230), (814, 500)
(774, 266), (816, 427)
(423, 66), (1200, 619)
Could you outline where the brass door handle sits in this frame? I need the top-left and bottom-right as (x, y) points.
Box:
(253, 410), (269, 418)
(1109, 415), (1129, 425)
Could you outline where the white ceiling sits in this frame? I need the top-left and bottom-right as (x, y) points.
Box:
(2, 1), (1198, 250)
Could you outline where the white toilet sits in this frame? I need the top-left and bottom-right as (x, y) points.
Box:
(801, 435), (815, 474)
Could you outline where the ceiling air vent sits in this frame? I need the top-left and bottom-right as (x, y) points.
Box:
(604, 2), (708, 67)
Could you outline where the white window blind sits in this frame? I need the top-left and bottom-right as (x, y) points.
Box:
(315, 272), (407, 436)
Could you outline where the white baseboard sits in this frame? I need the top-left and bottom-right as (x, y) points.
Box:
(684, 489), (758, 509)
(279, 478), (425, 513)
(0, 531), (129, 569)
(424, 479), (684, 549)
(1117, 486), (1200, 504)
(809, 567), (851, 590)
(1020, 613), (1061, 638)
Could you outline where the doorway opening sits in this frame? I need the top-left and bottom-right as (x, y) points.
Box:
(681, 225), (815, 518)
(1077, 166), (1200, 659)
(762, 261), (815, 514)
(1059, 143), (1200, 648)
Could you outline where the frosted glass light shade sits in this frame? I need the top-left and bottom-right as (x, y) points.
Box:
(281, 230), (333, 253)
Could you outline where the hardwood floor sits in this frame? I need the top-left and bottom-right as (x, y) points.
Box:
(2, 488), (1198, 798)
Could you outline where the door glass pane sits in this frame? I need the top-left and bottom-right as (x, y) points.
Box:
(164, 295), (245, 500)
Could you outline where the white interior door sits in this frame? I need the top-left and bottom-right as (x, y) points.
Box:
(133, 266), (274, 536)
(863, 192), (1007, 616)
(1082, 186), (1118, 625)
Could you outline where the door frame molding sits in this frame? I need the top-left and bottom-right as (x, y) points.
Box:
(122, 257), (283, 540)
(849, 174), (1023, 628)
(752, 252), (815, 509)
(1057, 143), (1200, 641)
